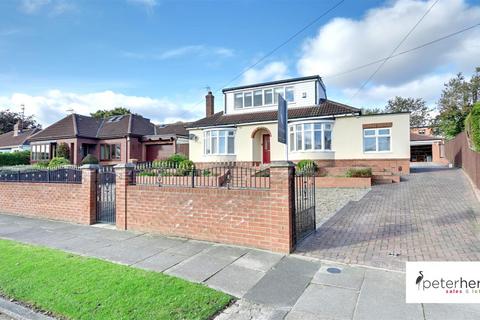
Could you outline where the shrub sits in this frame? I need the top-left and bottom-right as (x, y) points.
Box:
(167, 153), (188, 164)
(81, 154), (99, 165)
(465, 102), (480, 151)
(48, 157), (70, 168)
(0, 150), (30, 167)
(296, 160), (317, 172)
(56, 143), (70, 160)
(345, 168), (372, 178)
(177, 159), (195, 176)
(35, 161), (49, 168)
(138, 171), (157, 177)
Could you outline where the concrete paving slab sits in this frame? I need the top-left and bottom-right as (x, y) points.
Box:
(165, 240), (211, 256)
(0, 297), (54, 320)
(204, 245), (249, 261)
(243, 257), (320, 308)
(312, 264), (365, 291)
(206, 264), (265, 297)
(285, 310), (336, 320)
(232, 250), (283, 272)
(354, 269), (423, 320)
(122, 234), (186, 250)
(0, 223), (33, 236)
(166, 253), (234, 283)
(215, 300), (289, 320)
(424, 304), (480, 320)
(133, 251), (190, 272)
(52, 236), (114, 255)
(290, 283), (358, 320)
(89, 242), (164, 265)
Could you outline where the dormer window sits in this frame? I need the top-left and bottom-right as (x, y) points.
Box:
(233, 86), (295, 109)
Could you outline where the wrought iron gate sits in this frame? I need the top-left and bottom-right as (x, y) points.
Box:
(96, 166), (116, 224)
(293, 166), (316, 245)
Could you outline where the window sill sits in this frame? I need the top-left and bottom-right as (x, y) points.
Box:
(289, 150), (334, 153)
(363, 151), (392, 154)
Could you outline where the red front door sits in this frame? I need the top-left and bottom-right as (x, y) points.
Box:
(262, 134), (271, 164)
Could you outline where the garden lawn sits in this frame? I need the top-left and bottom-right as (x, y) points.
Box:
(0, 239), (232, 320)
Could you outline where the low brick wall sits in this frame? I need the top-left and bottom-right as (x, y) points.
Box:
(117, 164), (294, 253)
(0, 169), (96, 224)
(315, 177), (371, 188)
(313, 158), (410, 175)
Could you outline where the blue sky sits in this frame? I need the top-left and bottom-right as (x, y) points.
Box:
(0, 0), (479, 126)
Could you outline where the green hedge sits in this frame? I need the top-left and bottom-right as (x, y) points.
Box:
(0, 151), (30, 167)
(465, 102), (480, 151)
(345, 168), (372, 178)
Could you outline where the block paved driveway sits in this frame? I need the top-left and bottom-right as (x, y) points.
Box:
(297, 166), (480, 271)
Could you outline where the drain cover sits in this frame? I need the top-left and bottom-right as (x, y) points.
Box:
(326, 267), (342, 274)
(388, 252), (401, 257)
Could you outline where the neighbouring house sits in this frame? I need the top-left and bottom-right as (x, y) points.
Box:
(187, 75), (411, 174)
(28, 113), (189, 165)
(0, 121), (40, 153)
(410, 126), (448, 164)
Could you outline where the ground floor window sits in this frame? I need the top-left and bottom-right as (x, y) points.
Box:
(363, 128), (391, 152)
(204, 129), (235, 155)
(289, 122), (332, 152)
(100, 144), (121, 160)
(31, 144), (50, 161)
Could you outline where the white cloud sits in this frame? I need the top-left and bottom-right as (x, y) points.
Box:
(297, 0), (480, 89)
(0, 90), (204, 127)
(341, 72), (454, 109)
(19, 0), (75, 15)
(122, 45), (234, 60)
(241, 61), (289, 85)
(127, 0), (157, 12)
(0, 28), (22, 37)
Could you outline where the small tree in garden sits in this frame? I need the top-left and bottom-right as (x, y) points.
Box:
(48, 157), (70, 168)
(81, 154), (99, 165)
(56, 143), (70, 160)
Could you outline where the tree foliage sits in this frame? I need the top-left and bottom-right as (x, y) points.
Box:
(361, 107), (382, 115)
(56, 142), (70, 160)
(384, 96), (430, 127)
(465, 102), (480, 151)
(90, 107), (132, 119)
(0, 110), (39, 134)
(436, 68), (480, 139)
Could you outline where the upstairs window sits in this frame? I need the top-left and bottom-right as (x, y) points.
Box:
(285, 86), (294, 102)
(234, 93), (243, 108)
(363, 128), (391, 152)
(233, 86), (294, 109)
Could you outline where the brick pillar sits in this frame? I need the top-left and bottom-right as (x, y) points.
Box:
(269, 161), (295, 253)
(80, 165), (98, 225)
(114, 163), (134, 230)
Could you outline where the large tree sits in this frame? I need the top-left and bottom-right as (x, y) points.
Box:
(361, 107), (382, 115)
(90, 107), (132, 119)
(384, 96), (431, 127)
(0, 110), (39, 134)
(436, 68), (479, 139)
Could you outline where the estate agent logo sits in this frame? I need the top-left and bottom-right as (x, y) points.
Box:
(406, 262), (480, 303)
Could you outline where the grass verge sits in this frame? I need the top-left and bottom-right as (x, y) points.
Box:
(0, 239), (232, 320)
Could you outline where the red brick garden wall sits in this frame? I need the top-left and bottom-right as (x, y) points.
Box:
(445, 132), (480, 189)
(0, 169), (96, 224)
(116, 165), (294, 253)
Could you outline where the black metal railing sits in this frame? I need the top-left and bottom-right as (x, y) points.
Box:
(0, 166), (82, 184)
(131, 161), (270, 189)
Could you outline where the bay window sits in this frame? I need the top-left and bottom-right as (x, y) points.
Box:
(289, 122), (332, 152)
(363, 128), (391, 152)
(204, 129), (235, 155)
(31, 144), (51, 161)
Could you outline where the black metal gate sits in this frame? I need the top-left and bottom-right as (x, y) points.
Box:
(96, 166), (116, 224)
(293, 166), (316, 245)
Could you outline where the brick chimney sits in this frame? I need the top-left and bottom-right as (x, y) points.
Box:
(206, 91), (214, 117)
(13, 120), (22, 137)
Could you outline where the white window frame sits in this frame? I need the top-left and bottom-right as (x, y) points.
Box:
(233, 86), (295, 109)
(288, 120), (333, 152)
(363, 128), (392, 153)
(204, 129), (236, 155)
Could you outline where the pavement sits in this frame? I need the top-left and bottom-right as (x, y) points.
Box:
(297, 166), (480, 271)
(1, 213), (480, 319)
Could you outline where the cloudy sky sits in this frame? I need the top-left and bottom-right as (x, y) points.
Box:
(0, 0), (479, 126)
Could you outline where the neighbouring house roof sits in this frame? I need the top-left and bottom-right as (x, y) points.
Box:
(410, 133), (442, 142)
(222, 75), (322, 92)
(0, 127), (40, 149)
(155, 122), (190, 136)
(29, 113), (158, 142)
(187, 100), (361, 129)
